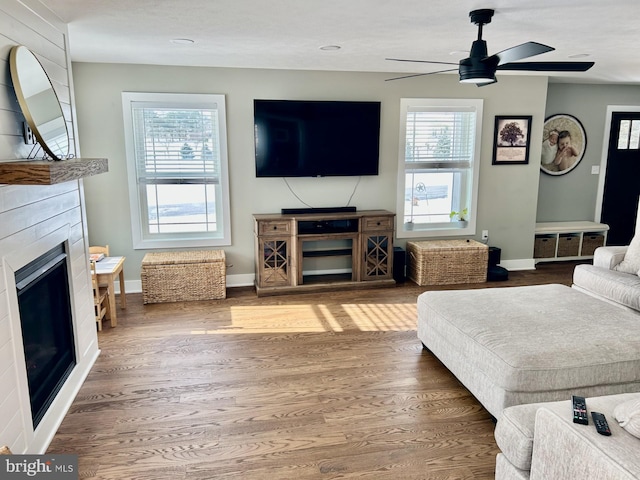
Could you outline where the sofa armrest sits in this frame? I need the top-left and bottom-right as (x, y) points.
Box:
(530, 406), (640, 480)
(593, 245), (628, 270)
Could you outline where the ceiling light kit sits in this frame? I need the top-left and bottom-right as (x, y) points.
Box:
(387, 8), (594, 86)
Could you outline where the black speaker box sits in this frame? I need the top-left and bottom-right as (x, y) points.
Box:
(488, 246), (501, 267)
(393, 247), (406, 283)
(488, 265), (509, 281)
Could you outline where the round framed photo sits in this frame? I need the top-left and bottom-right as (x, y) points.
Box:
(540, 114), (587, 176)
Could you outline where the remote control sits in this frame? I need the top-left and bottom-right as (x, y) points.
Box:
(572, 395), (588, 425)
(592, 411), (612, 436)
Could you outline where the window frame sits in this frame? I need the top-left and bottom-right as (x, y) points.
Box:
(122, 92), (231, 249)
(396, 98), (483, 238)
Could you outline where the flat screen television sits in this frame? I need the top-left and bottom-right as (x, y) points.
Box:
(254, 99), (381, 177)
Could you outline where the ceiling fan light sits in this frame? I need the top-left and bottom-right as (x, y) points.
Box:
(460, 76), (495, 84)
(458, 63), (496, 84)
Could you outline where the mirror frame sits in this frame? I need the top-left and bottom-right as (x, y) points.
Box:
(9, 45), (70, 160)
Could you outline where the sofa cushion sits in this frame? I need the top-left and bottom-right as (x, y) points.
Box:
(495, 402), (541, 470)
(495, 453), (529, 480)
(614, 233), (640, 274)
(614, 397), (640, 439)
(573, 264), (640, 311)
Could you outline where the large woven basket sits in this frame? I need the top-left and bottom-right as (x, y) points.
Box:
(407, 240), (488, 286)
(141, 250), (226, 304)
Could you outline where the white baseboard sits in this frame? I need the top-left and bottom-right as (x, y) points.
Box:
(117, 263), (541, 294)
(500, 258), (536, 271)
(117, 274), (256, 294)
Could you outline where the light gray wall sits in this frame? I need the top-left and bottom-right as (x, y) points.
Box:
(73, 63), (549, 285)
(537, 83), (640, 222)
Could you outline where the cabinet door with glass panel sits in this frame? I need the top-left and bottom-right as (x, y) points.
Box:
(254, 219), (294, 288)
(361, 214), (394, 281)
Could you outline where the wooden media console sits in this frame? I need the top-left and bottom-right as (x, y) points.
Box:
(253, 210), (395, 296)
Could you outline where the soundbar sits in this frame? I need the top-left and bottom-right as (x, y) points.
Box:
(281, 206), (357, 215)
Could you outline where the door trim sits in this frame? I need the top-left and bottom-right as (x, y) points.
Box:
(595, 105), (640, 221)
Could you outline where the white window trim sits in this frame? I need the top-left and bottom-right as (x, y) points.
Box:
(396, 98), (483, 238)
(122, 92), (231, 249)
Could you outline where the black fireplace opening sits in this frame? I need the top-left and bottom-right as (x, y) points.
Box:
(15, 243), (76, 428)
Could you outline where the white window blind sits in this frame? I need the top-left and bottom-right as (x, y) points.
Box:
(132, 105), (221, 184)
(405, 106), (477, 169)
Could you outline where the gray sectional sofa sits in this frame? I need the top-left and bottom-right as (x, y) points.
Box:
(417, 213), (640, 479)
(573, 244), (640, 313)
(573, 201), (640, 313)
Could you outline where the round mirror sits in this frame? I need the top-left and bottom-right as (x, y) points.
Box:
(9, 45), (70, 160)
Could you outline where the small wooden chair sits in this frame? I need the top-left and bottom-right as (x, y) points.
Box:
(89, 245), (110, 256)
(91, 261), (111, 331)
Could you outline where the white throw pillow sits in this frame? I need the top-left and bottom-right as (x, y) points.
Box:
(613, 397), (640, 439)
(614, 234), (640, 274)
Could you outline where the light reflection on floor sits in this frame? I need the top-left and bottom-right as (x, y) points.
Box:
(190, 302), (417, 334)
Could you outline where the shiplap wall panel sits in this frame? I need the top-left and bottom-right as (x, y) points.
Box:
(0, 0), (98, 454)
(0, 1), (65, 49)
(0, 191), (80, 239)
(0, 181), (75, 212)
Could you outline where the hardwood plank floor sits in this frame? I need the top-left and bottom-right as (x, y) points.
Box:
(48, 261), (580, 479)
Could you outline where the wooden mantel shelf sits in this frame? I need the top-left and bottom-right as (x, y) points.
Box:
(0, 157), (108, 185)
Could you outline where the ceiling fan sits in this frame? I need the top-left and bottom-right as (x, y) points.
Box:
(386, 9), (594, 86)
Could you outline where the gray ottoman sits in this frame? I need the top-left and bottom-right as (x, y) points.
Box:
(417, 284), (640, 418)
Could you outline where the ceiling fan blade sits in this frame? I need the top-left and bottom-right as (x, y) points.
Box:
(386, 58), (459, 66)
(497, 61), (595, 72)
(490, 42), (555, 66)
(385, 68), (459, 81)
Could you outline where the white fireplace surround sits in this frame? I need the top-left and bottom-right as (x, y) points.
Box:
(2, 223), (99, 453)
(0, 1), (101, 455)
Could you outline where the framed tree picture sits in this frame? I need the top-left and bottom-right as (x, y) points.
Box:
(492, 116), (532, 165)
(540, 114), (587, 175)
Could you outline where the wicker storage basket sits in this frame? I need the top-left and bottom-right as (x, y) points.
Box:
(557, 234), (580, 257)
(534, 235), (557, 258)
(141, 250), (226, 304)
(581, 233), (605, 256)
(407, 239), (488, 286)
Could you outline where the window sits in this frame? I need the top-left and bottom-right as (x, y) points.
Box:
(617, 119), (640, 150)
(396, 98), (483, 238)
(122, 92), (231, 248)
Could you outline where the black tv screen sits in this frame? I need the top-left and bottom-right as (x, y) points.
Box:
(254, 99), (381, 177)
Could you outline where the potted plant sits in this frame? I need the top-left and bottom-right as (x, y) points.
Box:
(449, 208), (468, 227)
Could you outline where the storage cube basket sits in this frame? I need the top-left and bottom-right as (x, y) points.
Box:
(557, 234), (580, 257)
(534, 235), (557, 258)
(581, 234), (605, 256)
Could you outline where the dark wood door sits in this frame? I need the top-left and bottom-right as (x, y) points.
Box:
(601, 112), (640, 245)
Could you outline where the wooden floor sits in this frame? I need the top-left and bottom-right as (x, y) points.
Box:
(48, 262), (579, 479)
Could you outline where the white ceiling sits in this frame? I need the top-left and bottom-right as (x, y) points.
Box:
(40, 0), (640, 84)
